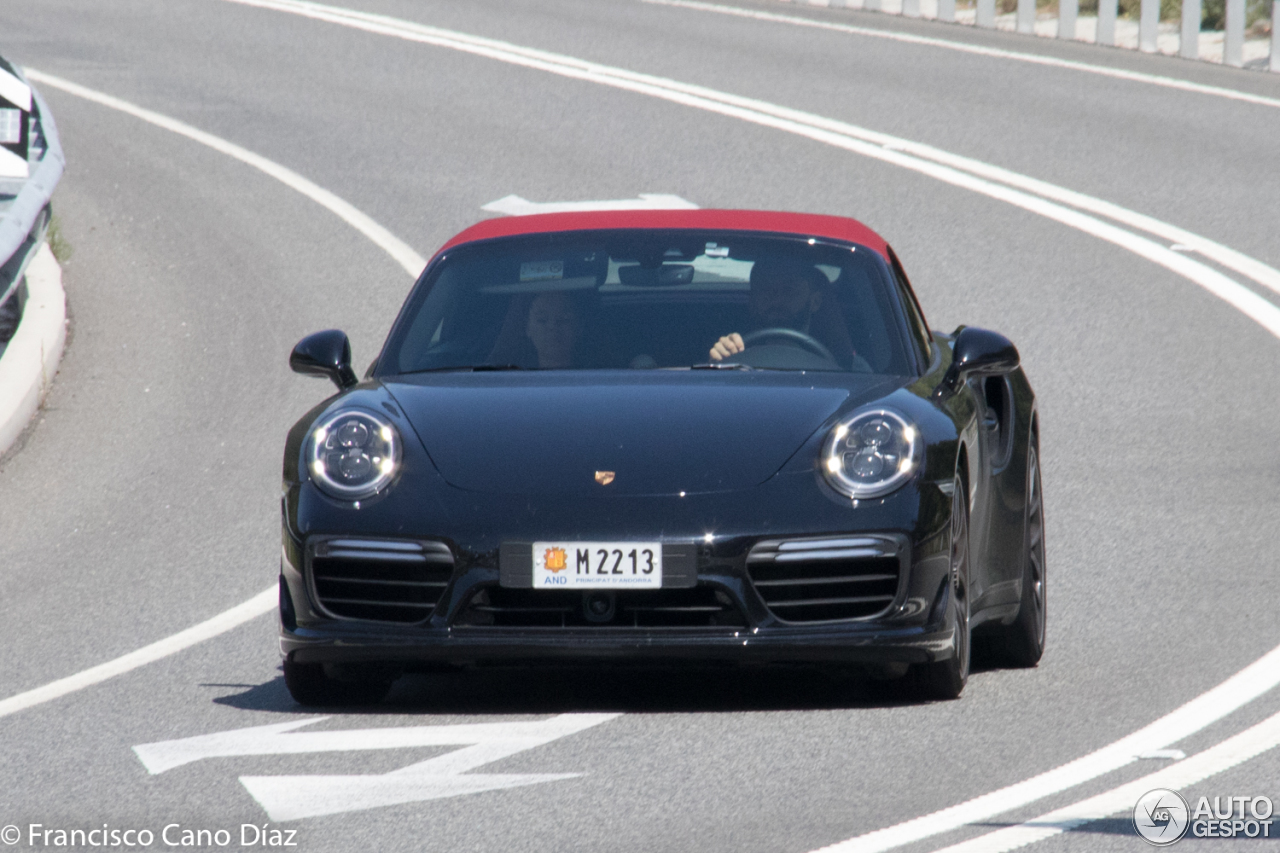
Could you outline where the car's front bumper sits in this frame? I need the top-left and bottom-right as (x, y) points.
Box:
(278, 541), (961, 668)
(280, 620), (958, 666)
(278, 465), (960, 669)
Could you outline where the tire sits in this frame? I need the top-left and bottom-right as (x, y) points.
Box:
(911, 473), (971, 700)
(992, 443), (1047, 667)
(283, 659), (395, 707)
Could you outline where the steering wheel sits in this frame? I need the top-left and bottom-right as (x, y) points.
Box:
(741, 327), (835, 362)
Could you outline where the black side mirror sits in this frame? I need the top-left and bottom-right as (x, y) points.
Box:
(290, 329), (358, 391)
(938, 326), (1019, 396)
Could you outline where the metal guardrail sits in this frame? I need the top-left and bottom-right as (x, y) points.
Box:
(823, 0), (1279, 71)
(0, 55), (64, 328)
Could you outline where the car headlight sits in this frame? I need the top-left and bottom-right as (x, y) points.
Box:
(821, 408), (921, 499)
(307, 409), (401, 499)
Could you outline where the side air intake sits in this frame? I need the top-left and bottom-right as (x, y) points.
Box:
(309, 538), (454, 623)
(747, 535), (902, 623)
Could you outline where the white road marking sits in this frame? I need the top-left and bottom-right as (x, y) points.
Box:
(482, 193), (698, 215)
(199, 0), (1280, 841)
(0, 586), (276, 721)
(134, 713), (612, 772)
(0, 68), (433, 722)
(6, 7), (1274, 842)
(219, 0), (1280, 332)
(641, 0), (1280, 111)
(928, 708), (1280, 853)
(812, 643), (1280, 852)
(1135, 749), (1186, 760)
(22, 69), (428, 278)
(858, 138), (1280, 299)
(137, 713), (620, 821)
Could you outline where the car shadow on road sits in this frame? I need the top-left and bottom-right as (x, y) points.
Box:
(211, 660), (1004, 715)
(973, 817), (1138, 838)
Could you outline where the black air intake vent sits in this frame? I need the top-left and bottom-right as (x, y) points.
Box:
(310, 538), (454, 623)
(454, 584), (747, 629)
(747, 535), (901, 623)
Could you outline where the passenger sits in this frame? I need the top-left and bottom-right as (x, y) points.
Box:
(525, 290), (582, 369)
(709, 258), (828, 362)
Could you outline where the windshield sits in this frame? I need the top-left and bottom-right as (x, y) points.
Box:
(379, 230), (919, 376)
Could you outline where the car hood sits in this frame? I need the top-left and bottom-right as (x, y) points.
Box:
(384, 373), (900, 497)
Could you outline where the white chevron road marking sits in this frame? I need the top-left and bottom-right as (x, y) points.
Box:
(482, 193), (698, 215)
(136, 713), (621, 821)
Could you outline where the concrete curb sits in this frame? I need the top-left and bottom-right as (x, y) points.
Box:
(0, 242), (66, 457)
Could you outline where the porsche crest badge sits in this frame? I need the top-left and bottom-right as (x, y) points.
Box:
(594, 470), (616, 485)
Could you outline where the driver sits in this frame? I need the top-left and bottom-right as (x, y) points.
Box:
(709, 258), (827, 362)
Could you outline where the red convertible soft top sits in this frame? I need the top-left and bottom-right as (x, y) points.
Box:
(434, 209), (890, 259)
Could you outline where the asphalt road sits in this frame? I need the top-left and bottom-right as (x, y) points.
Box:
(1, 1), (1279, 851)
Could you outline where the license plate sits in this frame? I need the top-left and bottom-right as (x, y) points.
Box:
(532, 541), (662, 589)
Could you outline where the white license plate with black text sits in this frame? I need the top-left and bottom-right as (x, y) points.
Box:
(532, 541), (662, 588)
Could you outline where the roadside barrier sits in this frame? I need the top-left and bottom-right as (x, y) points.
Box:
(0, 55), (65, 456)
(0, 57), (62, 346)
(787, 0), (1279, 70)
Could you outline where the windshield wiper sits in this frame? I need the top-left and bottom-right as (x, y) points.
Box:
(689, 362), (756, 371)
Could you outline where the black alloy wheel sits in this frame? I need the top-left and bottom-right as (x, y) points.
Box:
(283, 659), (395, 706)
(995, 443), (1047, 666)
(911, 473), (971, 700)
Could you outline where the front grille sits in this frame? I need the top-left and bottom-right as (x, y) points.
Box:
(747, 535), (901, 623)
(454, 584), (747, 628)
(310, 538), (454, 623)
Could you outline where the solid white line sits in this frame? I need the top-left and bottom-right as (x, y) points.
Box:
(930, 708), (1280, 853)
(35, 0), (1278, 835)
(218, 0), (1280, 341)
(646, 3), (1280, 298)
(811, 645), (1280, 853)
(22, 69), (428, 278)
(641, 0), (1280, 111)
(0, 586), (276, 720)
(865, 139), (1280, 299)
(1, 71), (431, 721)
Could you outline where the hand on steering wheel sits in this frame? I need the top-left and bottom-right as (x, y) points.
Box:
(741, 327), (835, 361)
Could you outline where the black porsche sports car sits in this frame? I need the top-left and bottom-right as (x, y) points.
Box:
(279, 209), (1045, 704)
